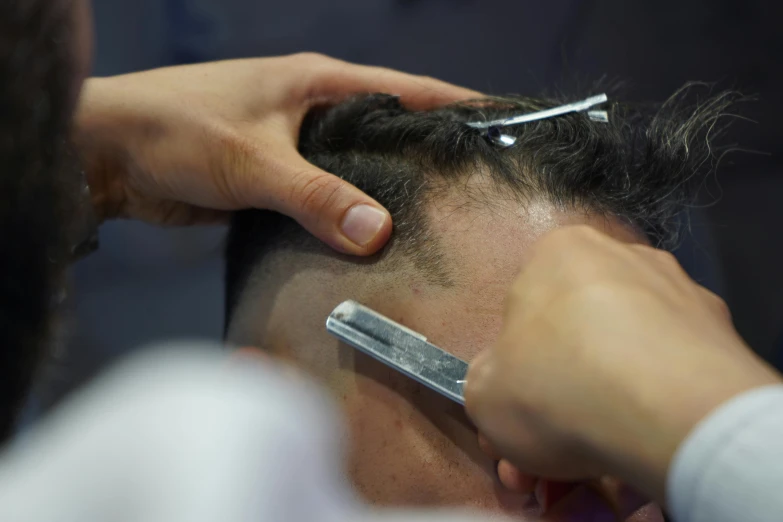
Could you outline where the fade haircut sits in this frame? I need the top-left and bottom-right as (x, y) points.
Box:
(225, 87), (737, 324)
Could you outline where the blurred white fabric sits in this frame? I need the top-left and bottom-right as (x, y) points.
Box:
(3, 346), (494, 522)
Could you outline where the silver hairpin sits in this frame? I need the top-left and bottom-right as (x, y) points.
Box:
(587, 110), (609, 122)
(486, 126), (517, 147)
(467, 94), (610, 130)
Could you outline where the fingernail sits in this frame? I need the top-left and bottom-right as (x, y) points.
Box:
(341, 204), (388, 247)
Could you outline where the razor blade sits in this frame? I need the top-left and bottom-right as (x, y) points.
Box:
(326, 300), (468, 405)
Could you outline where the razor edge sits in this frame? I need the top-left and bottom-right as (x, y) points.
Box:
(326, 300), (467, 405)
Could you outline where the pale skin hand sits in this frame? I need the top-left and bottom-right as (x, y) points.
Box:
(73, 53), (479, 255)
(464, 225), (782, 512)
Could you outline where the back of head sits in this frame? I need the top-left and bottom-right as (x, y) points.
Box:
(226, 86), (736, 327)
(223, 87), (737, 512)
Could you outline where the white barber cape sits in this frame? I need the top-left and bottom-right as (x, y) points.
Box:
(0, 346), (488, 522)
(0, 345), (781, 522)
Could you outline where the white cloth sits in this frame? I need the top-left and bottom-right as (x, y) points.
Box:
(668, 384), (783, 522)
(3, 345), (782, 522)
(0, 346), (489, 522)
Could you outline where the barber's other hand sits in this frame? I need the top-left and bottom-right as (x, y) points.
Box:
(74, 54), (478, 254)
(481, 437), (659, 520)
(465, 226), (782, 506)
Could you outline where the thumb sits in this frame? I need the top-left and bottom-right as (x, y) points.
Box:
(262, 153), (392, 255)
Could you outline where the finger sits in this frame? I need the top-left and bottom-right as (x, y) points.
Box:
(631, 244), (684, 277)
(310, 56), (482, 110)
(479, 436), (537, 495)
(497, 459), (537, 494)
(463, 349), (492, 415)
(477, 434), (501, 460)
(265, 153), (392, 255)
(697, 286), (732, 321)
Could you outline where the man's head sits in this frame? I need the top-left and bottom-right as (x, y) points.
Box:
(225, 90), (733, 513)
(0, 0), (93, 440)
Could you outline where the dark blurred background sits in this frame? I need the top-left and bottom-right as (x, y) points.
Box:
(26, 0), (783, 417)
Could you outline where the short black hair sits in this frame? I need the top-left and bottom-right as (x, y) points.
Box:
(1, 0), (75, 441)
(226, 87), (737, 325)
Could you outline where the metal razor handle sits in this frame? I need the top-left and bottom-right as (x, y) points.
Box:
(326, 300), (468, 405)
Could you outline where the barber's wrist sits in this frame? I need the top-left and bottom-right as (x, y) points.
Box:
(606, 347), (782, 507)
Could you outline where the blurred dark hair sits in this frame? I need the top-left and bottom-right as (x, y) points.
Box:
(225, 87), (738, 324)
(0, 1), (75, 441)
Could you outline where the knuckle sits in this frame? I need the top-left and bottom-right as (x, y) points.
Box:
(289, 170), (345, 218)
(208, 126), (255, 207)
(571, 224), (602, 239)
(542, 226), (601, 264)
(548, 225), (598, 249)
(292, 52), (332, 68)
(232, 148), (268, 205)
(291, 51), (320, 62)
(631, 244), (655, 255)
(653, 249), (678, 265)
(535, 228), (570, 255)
(709, 292), (732, 319)
(636, 245), (678, 266)
(464, 360), (491, 413)
(292, 53), (346, 104)
(577, 281), (618, 310)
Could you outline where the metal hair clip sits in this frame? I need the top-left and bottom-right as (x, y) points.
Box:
(468, 94), (610, 148)
(467, 94), (609, 130)
(486, 126), (517, 147)
(587, 110), (609, 122)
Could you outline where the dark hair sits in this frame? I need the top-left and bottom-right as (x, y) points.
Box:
(1, 0), (75, 442)
(226, 87), (738, 324)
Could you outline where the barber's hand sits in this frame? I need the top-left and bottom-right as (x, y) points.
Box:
(74, 53), (478, 254)
(465, 226), (782, 507)
(480, 437), (661, 520)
